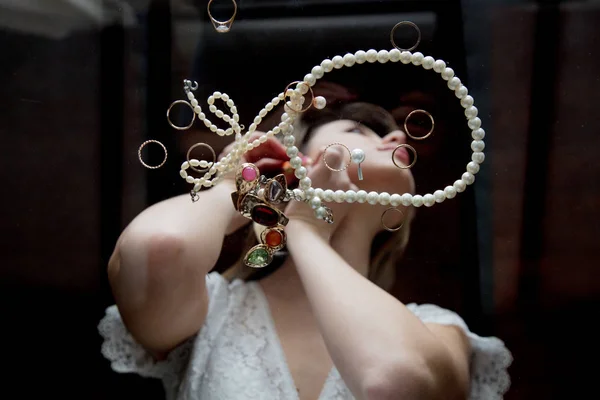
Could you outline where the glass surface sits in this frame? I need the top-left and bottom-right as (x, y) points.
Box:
(2, 0), (599, 398)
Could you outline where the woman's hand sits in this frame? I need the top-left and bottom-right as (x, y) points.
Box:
(285, 147), (358, 241)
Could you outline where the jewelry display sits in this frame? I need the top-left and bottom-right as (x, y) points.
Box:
(381, 207), (405, 232)
(138, 140), (167, 169)
(404, 109), (435, 140)
(167, 21), (486, 214)
(392, 144), (418, 169)
(207, 0), (237, 33)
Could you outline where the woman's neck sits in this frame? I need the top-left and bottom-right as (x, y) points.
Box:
(259, 205), (381, 300)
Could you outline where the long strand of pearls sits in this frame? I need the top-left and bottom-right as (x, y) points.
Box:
(178, 49), (485, 211)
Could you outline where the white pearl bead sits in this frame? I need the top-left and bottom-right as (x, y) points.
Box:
(465, 106), (478, 119)
(210, 124), (218, 132)
(471, 140), (485, 152)
(433, 60), (446, 73)
(401, 193), (413, 206)
(310, 196), (322, 209)
(389, 49), (401, 62)
(455, 85), (468, 99)
(422, 56), (435, 70)
(209, 104), (217, 113)
(460, 96), (474, 109)
(367, 191), (379, 205)
(313, 96), (327, 110)
(434, 190), (446, 203)
(448, 77), (461, 90)
(295, 166), (307, 179)
(265, 102), (274, 112)
(259, 109), (267, 118)
(305, 187), (315, 199)
(323, 189), (334, 202)
(472, 128), (485, 140)
(412, 195), (424, 207)
(293, 188), (305, 200)
(444, 186), (457, 199)
(281, 112), (289, 122)
(180, 169), (188, 179)
(191, 99), (199, 107)
(213, 92), (222, 99)
(411, 52), (424, 65)
(343, 53), (356, 67)
(283, 135), (295, 146)
(195, 107), (203, 116)
(423, 194), (435, 207)
(366, 49), (378, 63)
(400, 51), (412, 64)
(378, 192), (391, 205)
(186, 175), (195, 183)
(345, 190), (357, 203)
(272, 126), (281, 135)
(442, 67), (455, 80)
(390, 194), (402, 206)
(321, 59), (334, 72)
(304, 74), (316, 86)
(257, 188), (265, 199)
(227, 99), (234, 107)
(254, 116), (262, 124)
(311, 66), (324, 79)
(355, 50), (367, 64)
(467, 161), (480, 174)
(334, 190), (346, 203)
(193, 183), (202, 192)
(472, 152), (485, 164)
(314, 188), (323, 198)
(315, 207), (328, 219)
(350, 148), (365, 164)
(190, 159), (200, 167)
(300, 177), (312, 189)
(454, 179), (467, 193)
(181, 161), (190, 170)
(290, 156), (302, 168)
(217, 129), (225, 136)
(332, 55), (344, 69)
(377, 50), (390, 63)
(209, 166), (217, 174)
(462, 172), (475, 185)
(187, 92), (195, 101)
(468, 117), (482, 130)
(356, 190), (368, 203)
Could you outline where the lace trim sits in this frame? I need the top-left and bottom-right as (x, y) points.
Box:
(406, 303), (513, 400)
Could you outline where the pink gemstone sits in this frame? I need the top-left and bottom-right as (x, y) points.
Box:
(242, 167), (257, 182)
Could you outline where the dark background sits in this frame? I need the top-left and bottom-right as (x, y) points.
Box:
(1, 0), (599, 398)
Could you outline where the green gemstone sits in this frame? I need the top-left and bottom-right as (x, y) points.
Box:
(247, 248), (269, 266)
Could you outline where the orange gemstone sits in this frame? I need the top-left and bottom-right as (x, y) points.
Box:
(265, 230), (282, 247)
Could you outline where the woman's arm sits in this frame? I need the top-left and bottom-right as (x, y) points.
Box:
(285, 220), (470, 400)
(109, 180), (246, 358)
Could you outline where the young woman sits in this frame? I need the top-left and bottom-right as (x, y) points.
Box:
(99, 101), (512, 400)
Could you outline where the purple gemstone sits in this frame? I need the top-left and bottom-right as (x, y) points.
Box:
(268, 181), (284, 202)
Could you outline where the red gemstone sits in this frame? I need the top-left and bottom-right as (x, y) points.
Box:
(265, 230), (282, 247)
(251, 205), (279, 227)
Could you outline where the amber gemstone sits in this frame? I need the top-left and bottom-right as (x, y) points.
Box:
(251, 205), (279, 227)
(265, 230), (282, 247)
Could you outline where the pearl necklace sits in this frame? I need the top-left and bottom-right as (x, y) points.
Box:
(179, 48), (485, 210)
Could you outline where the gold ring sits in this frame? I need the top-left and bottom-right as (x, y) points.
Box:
(404, 109), (434, 140)
(138, 140), (167, 169)
(392, 144), (417, 169)
(381, 207), (405, 232)
(390, 21), (421, 52)
(186, 142), (216, 173)
(323, 143), (351, 172)
(283, 81), (315, 113)
(207, 0), (237, 33)
(167, 100), (195, 130)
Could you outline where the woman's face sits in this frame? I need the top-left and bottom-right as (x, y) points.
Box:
(303, 119), (415, 196)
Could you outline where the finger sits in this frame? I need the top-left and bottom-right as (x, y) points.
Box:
(254, 158), (285, 172)
(246, 137), (288, 161)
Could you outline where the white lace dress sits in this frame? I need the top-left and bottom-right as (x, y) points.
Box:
(98, 272), (512, 400)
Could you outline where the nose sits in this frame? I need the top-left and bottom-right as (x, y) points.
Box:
(382, 129), (407, 145)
